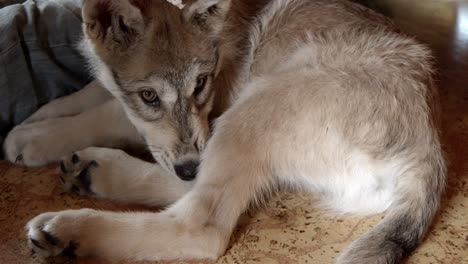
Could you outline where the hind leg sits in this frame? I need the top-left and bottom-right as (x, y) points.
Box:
(3, 99), (141, 166)
(23, 80), (111, 124)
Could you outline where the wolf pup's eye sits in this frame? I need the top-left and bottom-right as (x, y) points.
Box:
(141, 90), (160, 107)
(194, 75), (208, 97)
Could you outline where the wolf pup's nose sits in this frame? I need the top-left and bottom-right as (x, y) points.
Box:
(174, 160), (199, 181)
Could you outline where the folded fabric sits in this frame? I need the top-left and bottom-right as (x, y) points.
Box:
(0, 0), (90, 156)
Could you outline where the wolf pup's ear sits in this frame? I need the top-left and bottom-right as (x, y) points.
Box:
(82, 0), (146, 50)
(184, 0), (231, 34)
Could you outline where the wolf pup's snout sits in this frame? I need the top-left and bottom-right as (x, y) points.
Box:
(174, 160), (199, 181)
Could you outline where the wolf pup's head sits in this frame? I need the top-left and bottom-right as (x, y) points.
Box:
(81, 0), (230, 180)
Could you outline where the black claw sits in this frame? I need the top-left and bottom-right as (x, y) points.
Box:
(90, 160), (99, 168)
(77, 169), (91, 193)
(61, 240), (78, 258)
(30, 238), (45, 250)
(77, 161), (98, 193)
(60, 161), (67, 173)
(71, 153), (80, 164)
(71, 185), (80, 193)
(15, 154), (23, 163)
(42, 231), (60, 246)
(59, 175), (65, 184)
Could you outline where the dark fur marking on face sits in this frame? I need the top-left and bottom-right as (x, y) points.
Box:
(162, 71), (186, 90)
(196, 75), (215, 109)
(213, 48), (220, 72)
(173, 95), (193, 143)
(159, 158), (171, 171)
(157, 151), (174, 171)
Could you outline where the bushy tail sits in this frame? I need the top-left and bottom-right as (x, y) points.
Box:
(338, 150), (446, 264)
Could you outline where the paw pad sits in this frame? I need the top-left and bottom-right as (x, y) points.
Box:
(59, 153), (99, 195)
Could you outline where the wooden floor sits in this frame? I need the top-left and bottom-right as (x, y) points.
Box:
(1, 1), (467, 263)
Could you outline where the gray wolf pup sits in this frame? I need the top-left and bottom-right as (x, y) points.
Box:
(3, 0), (445, 263)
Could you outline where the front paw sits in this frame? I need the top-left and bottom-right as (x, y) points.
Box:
(3, 120), (75, 167)
(3, 125), (49, 167)
(26, 209), (95, 257)
(58, 147), (125, 198)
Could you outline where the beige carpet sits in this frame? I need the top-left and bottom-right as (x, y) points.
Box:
(0, 146), (467, 264)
